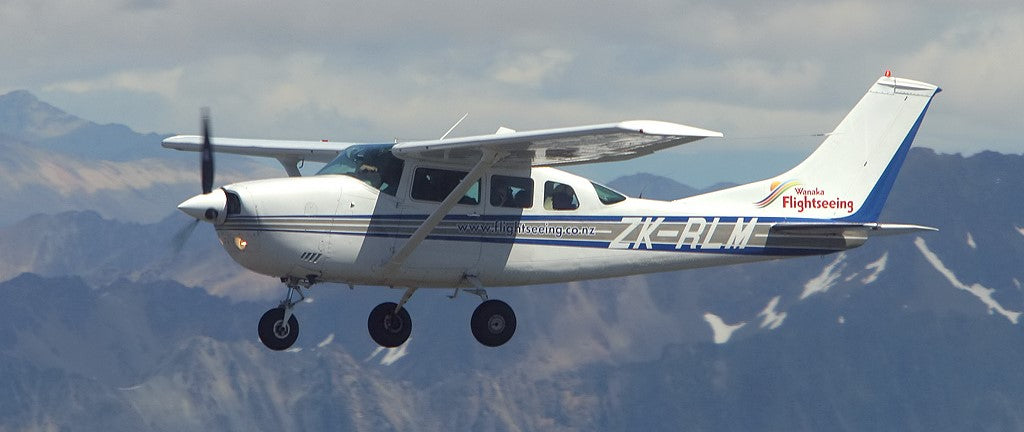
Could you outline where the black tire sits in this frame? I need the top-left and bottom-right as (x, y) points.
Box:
(258, 307), (299, 351)
(368, 302), (412, 348)
(471, 299), (516, 347)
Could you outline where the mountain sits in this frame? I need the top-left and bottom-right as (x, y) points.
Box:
(0, 90), (280, 226)
(0, 89), (164, 160)
(607, 172), (701, 200)
(0, 148), (1022, 431)
(0, 90), (88, 142)
(2, 92), (1024, 430)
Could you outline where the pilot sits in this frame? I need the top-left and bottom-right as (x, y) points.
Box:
(377, 155), (403, 196)
(550, 184), (576, 210)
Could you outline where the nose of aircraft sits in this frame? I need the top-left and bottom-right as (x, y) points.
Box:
(178, 189), (227, 223)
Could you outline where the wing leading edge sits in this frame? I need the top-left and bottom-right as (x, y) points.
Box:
(162, 136), (355, 163)
(392, 120), (723, 168)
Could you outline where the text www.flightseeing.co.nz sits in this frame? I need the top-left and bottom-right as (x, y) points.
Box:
(456, 220), (596, 238)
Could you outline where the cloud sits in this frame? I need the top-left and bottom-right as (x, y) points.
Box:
(491, 49), (574, 88)
(902, 10), (1024, 153)
(3, 0), (1020, 165)
(44, 67), (184, 99)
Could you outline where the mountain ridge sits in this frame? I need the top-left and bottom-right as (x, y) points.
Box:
(1, 90), (1023, 431)
(0, 90), (281, 226)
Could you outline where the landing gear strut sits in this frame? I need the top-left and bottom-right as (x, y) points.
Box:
(258, 276), (314, 351)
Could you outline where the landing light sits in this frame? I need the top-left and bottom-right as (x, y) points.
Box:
(235, 236), (248, 251)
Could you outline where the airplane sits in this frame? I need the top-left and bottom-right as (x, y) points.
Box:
(163, 73), (940, 351)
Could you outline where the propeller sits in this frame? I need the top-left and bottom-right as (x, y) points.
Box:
(201, 108), (214, 194)
(169, 109), (219, 259)
(177, 108), (227, 221)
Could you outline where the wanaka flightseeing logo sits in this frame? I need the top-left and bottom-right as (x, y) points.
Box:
(754, 179), (855, 213)
(754, 179), (800, 208)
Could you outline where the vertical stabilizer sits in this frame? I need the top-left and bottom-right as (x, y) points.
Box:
(679, 76), (940, 222)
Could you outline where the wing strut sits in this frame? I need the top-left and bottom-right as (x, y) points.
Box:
(277, 157), (302, 177)
(381, 149), (500, 278)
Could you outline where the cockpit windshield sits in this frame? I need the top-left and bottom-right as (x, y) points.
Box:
(316, 144), (404, 196)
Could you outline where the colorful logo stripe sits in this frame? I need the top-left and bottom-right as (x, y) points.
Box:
(754, 179), (800, 208)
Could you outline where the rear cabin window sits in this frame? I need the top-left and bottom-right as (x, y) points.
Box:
(411, 167), (480, 205)
(490, 175), (533, 208)
(544, 181), (579, 210)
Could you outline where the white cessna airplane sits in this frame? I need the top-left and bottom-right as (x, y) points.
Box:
(164, 74), (939, 351)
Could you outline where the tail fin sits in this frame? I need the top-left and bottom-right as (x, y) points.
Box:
(680, 75), (940, 222)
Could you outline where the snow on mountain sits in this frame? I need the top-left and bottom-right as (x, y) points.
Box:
(860, 252), (888, 285)
(914, 236), (1021, 324)
(367, 341), (412, 366)
(703, 312), (745, 343)
(799, 253), (847, 300)
(757, 296), (787, 330)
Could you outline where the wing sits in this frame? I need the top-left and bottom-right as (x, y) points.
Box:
(162, 119), (722, 173)
(162, 136), (354, 163)
(162, 135), (360, 176)
(391, 120), (722, 168)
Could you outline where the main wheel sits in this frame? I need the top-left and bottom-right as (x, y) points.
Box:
(258, 307), (299, 351)
(368, 302), (412, 348)
(471, 299), (516, 347)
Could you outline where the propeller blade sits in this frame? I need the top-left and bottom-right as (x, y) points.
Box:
(201, 108), (214, 194)
(170, 219), (200, 259)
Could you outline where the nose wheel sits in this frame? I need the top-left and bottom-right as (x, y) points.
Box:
(257, 276), (313, 351)
(470, 299), (516, 347)
(258, 307), (299, 351)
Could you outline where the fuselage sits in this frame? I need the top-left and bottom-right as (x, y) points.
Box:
(212, 160), (854, 289)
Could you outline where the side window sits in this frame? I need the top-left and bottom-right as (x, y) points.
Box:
(544, 181), (579, 211)
(592, 182), (627, 205)
(411, 167), (480, 205)
(490, 175), (533, 208)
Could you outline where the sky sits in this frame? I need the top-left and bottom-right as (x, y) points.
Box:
(2, 0), (1021, 186)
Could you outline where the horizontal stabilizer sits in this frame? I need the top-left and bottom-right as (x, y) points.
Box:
(861, 222), (938, 236)
(767, 222), (937, 251)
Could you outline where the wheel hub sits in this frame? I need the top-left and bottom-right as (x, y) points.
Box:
(384, 314), (404, 333)
(487, 314), (505, 334)
(273, 320), (291, 339)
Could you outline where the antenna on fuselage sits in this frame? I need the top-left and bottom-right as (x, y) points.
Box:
(440, 113), (469, 140)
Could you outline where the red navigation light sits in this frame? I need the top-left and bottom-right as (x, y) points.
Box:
(884, 70), (892, 77)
